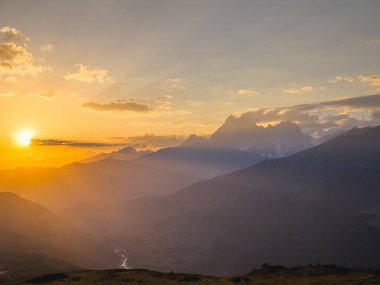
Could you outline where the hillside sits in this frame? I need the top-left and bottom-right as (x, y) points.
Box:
(99, 126), (380, 275)
(16, 265), (380, 285)
(0, 192), (117, 281)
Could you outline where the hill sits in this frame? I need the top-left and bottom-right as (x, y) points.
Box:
(0, 192), (117, 281)
(100, 126), (380, 275)
(16, 265), (380, 285)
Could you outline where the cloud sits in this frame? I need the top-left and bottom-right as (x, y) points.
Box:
(239, 94), (380, 140)
(237, 88), (258, 96)
(108, 134), (185, 148)
(0, 26), (49, 76)
(40, 44), (54, 53)
(0, 27), (21, 42)
(65, 64), (111, 83)
(162, 78), (186, 92)
(33, 134), (186, 149)
(329, 76), (354, 83)
(32, 138), (125, 147)
(0, 91), (13, 97)
(358, 75), (380, 87)
(283, 86), (314, 94)
(29, 90), (68, 99)
(82, 95), (173, 113)
(82, 100), (152, 113)
(319, 94), (380, 108)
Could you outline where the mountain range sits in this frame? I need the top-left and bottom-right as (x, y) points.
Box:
(4, 118), (380, 278)
(90, 126), (380, 275)
(0, 119), (311, 209)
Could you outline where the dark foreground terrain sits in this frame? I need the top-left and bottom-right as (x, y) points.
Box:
(10, 265), (380, 285)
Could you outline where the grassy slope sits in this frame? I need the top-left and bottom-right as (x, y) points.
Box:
(16, 266), (380, 285)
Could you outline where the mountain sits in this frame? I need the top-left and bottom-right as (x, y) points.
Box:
(0, 192), (117, 280)
(81, 146), (153, 163)
(0, 120), (311, 210)
(138, 120), (312, 178)
(0, 157), (201, 209)
(211, 117), (311, 156)
(100, 126), (380, 276)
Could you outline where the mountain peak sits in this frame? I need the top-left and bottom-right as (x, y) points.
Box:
(118, 146), (138, 154)
(210, 117), (311, 156)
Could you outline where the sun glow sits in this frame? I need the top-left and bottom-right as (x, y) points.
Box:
(15, 129), (34, 146)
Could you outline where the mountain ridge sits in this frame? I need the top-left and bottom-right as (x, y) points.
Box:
(99, 126), (380, 275)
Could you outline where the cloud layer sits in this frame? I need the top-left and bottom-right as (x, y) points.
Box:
(238, 94), (380, 139)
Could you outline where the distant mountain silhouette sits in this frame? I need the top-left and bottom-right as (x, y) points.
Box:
(102, 126), (380, 275)
(0, 192), (116, 280)
(81, 146), (153, 163)
(0, 120), (311, 209)
(211, 117), (311, 156)
(139, 120), (311, 178)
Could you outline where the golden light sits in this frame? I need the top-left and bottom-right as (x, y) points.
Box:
(15, 129), (34, 146)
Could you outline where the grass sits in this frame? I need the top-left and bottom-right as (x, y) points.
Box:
(12, 265), (380, 285)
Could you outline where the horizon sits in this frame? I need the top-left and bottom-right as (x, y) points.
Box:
(1, 0), (380, 168)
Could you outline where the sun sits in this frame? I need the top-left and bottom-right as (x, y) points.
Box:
(15, 129), (34, 146)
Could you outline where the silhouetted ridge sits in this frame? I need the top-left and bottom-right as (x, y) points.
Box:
(106, 126), (380, 275)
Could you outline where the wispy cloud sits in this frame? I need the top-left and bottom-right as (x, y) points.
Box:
(28, 90), (66, 99)
(283, 86), (314, 94)
(0, 91), (14, 97)
(82, 100), (152, 113)
(33, 134), (185, 149)
(65, 64), (111, 83)
(161, 78), (186, 92)
(237, 88), (258, 96)
(82, 95), (173, 113)
(329, 76), (354, 83)
(358, 74), (380, 88)
(32, 138), (126, 147)
(39, 44), (54, 53)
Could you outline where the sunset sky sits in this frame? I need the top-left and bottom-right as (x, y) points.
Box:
(0, 0), (379, 169)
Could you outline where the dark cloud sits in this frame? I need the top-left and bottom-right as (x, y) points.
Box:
(82, 101), (152, 113)
(320, 94), (380, 108)
(32, 134), (186, 149)
(32, 139), (126, 147)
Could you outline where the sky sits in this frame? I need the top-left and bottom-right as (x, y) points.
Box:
(0, 0), (379, 168)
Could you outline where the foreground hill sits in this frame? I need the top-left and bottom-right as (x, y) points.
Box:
(102, 126), (380, 275)
(16, 265), (380, 285)
(0, 192), (117, 281)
